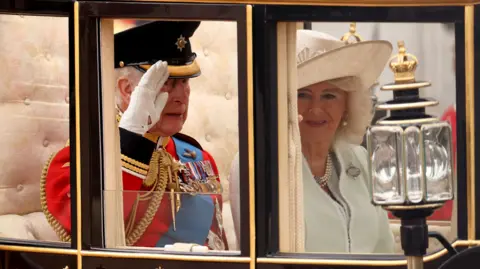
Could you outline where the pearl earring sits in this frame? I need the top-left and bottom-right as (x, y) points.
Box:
(342, 114), (348, 126)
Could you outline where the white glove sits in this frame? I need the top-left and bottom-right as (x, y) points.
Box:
(119, 60), (170, 135)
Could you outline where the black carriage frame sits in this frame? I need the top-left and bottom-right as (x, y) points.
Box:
(0, 0), (480, 268)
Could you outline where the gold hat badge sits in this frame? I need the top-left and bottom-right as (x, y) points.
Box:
(175, 35), (188, 52)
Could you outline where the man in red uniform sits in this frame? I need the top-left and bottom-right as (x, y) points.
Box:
(41, 21), (228, 250)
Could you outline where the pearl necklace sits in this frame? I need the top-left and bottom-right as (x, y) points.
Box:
(314, 153), (332, 188)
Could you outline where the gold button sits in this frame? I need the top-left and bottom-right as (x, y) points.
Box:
(119, 61), (125, 67)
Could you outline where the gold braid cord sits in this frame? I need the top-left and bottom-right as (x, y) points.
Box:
(125, 149), (180, 246)
(40, 153), (72, 242)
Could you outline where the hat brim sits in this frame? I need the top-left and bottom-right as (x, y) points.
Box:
(297, 40), (393, 91)
(138, 59), (201, 79)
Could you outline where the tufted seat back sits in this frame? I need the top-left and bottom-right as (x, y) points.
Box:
(0, 14), (69, 241)
(182, 21), (240, 249)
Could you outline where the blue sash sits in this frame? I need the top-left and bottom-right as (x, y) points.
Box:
(155, 137), (214, 247)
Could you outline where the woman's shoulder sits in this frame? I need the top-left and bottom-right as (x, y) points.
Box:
(334, 141), (368, 160)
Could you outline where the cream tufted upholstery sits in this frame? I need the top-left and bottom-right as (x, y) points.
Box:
(183, 21), (239, 250)
(0, 14), (69, 242)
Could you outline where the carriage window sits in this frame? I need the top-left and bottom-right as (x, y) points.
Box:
(278, 21), (457, 254)
(0, 14), (70, 245)
(101, 19), (242, 253)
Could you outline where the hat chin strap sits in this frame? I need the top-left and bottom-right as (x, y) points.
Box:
(133, 65), (147, 73)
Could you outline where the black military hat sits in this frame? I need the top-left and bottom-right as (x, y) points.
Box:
(114, 20), (201, 78)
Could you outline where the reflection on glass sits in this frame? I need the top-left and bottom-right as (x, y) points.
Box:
(369, 126), (404, 204)
(369, 123), (454, 205)
(104, 19), (239, 252)
(422, 123), (454, 202)
(405, 126), (423, 203)
(281, 22), (458, 255)
(0, 14), (69, 243)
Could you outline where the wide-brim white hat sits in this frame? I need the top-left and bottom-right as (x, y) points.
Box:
(297, 30), (393, 90)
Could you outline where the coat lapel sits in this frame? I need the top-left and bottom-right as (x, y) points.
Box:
(302, 155), (349, 253)
(333, 142), (380, 253)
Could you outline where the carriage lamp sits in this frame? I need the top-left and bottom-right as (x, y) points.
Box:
(366, 41), (454, 269)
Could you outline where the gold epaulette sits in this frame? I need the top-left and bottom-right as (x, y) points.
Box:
(121, 154), (149, 178)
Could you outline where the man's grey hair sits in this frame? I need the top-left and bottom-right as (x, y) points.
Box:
(114, 66), (143, 107)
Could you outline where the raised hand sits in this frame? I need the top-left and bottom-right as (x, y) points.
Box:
(119, 60), (170, 135)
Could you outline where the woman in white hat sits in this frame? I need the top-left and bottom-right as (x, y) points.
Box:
(228, 29), (396, 254)
(295, 29), (395, 253)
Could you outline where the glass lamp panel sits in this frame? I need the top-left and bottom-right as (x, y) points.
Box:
(404, 126), (424, 203)
(421, 122), (454, 202)
(367, 126), (405, 204)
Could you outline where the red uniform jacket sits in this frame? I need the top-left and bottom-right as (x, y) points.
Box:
(41, 127), (228, 249)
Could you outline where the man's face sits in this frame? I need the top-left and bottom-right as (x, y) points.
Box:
(117, 69), (191, 137)
(148, 78), (190, 136)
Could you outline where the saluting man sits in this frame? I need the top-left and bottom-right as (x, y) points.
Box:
(41, 21), (228, 250)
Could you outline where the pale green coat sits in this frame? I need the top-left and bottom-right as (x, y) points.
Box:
(302, 142), (395, 254)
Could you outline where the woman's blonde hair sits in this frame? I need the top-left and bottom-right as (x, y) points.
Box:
(326, 76), (374, 145)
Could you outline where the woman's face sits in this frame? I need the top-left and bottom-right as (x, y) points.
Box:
(297, 81), (348, 144)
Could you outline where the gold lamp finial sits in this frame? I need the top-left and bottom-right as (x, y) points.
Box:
(340, 22), (362, 44)
(389, 40), (419, 83)
(349, 22), (356, 33)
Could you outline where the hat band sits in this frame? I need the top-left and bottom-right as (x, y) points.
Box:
(136, 59), (201, 78)
(124, 53), (197, 68)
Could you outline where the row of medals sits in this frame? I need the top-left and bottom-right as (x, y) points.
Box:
(175, 160), (223, 195)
